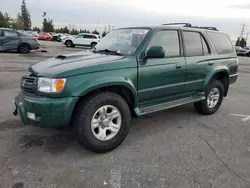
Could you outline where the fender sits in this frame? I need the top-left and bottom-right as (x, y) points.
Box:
(203, 66), (229, 90)
(72, 77), (138, 107)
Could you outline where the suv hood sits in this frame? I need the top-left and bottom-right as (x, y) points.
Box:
(29, 51), (125, 77)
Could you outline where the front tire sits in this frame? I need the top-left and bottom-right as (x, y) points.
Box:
(91, 42), (97, 49)
(194, 79), (224, 115)
(73, 92), (131, 153)
(65, 40), (73, 47)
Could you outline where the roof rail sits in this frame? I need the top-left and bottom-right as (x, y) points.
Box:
(162, 23), (192, 27)
(162, 23), (218, 31)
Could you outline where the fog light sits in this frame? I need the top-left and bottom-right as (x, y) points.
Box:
(27, 112), (36, 120)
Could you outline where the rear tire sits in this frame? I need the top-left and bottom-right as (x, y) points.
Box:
(65, 40), (73, 47)
(194, 79), (224, 115)
(18, 43), (31, 53)
(73, 92), (131, 153)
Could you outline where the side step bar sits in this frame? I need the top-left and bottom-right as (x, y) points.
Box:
(135, 96), (205, 116)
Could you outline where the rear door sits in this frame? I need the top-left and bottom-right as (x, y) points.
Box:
(0, 30), (3, 51)
(83, 34), (94, 45)
(182, 30), (212, 93)
(2, 30), (22, 51)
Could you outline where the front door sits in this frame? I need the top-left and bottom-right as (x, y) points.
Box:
(138, 30), (186, 105)
(74, 34), (85, 45)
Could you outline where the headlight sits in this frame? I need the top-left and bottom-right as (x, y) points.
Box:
(38, 78), (67, 93)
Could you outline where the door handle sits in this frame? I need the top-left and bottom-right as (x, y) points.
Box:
(208, 62), (214, 66)
(176, 65), (183, 69)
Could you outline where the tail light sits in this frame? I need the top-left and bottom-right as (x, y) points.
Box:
(33, 38), (38, 42)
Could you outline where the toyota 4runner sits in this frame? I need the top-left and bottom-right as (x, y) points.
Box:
(14, 23), (238, 153)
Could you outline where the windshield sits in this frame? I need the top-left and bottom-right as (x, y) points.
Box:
(94, 28), (150, 55)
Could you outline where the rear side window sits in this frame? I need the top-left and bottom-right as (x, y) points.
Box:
(183, 32), (202, 56)
(183, 31), (210, 56)
(206, 32), (234, 55)
(148, 30), (180, 57)
(4, 30), (19, 37)
(84, 35), (95, 39)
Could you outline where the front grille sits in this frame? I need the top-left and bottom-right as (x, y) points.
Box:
(21, 75), (37, 93)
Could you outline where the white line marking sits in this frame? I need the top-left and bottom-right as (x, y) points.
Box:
(230, 114), (250, 122)
(110, 166), (121, 188)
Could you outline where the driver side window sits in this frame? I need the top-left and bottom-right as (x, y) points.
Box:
(76, 34), (84, 39)
(148, 30), (180, 57)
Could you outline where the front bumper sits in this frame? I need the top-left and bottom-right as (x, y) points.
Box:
(14, 92), (78, 128)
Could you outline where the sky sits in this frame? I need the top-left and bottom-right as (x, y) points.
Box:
(1, 0), (250, 43)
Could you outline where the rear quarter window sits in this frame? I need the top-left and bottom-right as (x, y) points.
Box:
(206, 32), (234, 55)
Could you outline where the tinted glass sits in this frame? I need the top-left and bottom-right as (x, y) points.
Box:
(84, 35), (92, 39)
(183, 31), (203, 56)
(84, 35), (97, 39)
(201, 36), (210, 55)
(206, 32), (234, 54)
(148, 30), (180, 57)
(4, 30), (19, 37)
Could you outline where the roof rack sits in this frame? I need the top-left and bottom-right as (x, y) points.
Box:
(162, 23), (218, 31)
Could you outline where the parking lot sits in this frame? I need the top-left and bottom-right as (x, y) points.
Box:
(0, 41), (250, 188)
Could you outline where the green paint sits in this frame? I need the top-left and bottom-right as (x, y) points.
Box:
(15, 26), (238, 127)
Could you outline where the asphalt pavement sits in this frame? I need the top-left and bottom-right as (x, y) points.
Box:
(0, 41), (250, 188)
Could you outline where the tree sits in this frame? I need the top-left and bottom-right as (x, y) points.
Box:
(239, 38), (247, 48)
(18, 0), (32, 30)
(42, 18), (54, 32)
(80, 29), (90, 33)
(32, 26), (41, 33)
(102, 31), (107, 38)
(12, 20), (24, 30)
(70, 28), (79, 35)
(92, 30), (100, 35)
(235, 37), (241, 46)
(0, 11), (12, 27)
(62, 26), (69, 34)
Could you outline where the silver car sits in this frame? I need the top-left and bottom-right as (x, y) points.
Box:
(0, 28), (40, 53)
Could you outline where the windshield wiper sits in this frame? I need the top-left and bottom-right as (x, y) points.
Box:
(95, 49), (124, 56)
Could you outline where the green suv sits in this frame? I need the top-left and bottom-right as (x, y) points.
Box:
(14, 23), (238, 153)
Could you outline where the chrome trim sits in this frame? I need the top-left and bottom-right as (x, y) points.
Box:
(229, 74), (238, 77)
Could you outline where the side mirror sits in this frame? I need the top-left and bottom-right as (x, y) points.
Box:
(146, 46), (165, 59)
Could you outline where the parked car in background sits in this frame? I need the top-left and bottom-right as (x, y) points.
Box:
(24, 31), (37, 37)
(51, 33), (62, 42)
(38, 32), (52, 40)
(60, 34), (69, 41)
(243, 46), (250, 56)
(235, 46), (247, 56)
(0, 28), (40, 53)
(63, 33), (101, 48)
